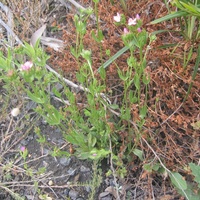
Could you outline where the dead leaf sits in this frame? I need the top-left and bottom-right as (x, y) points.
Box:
(30, 24), (46, 46)
(105, 186), (117, 199)
(40, 36), (64, 51)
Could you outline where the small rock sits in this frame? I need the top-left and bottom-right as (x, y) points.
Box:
(101, 195), (113, 200)
(54, 82), (63, 92)
(76, 198), (84, 200)
(80, 165), (90, 173)
(99, 192), (110, 198)
(85, 186), (91, 193)
(42, 160), (49, 168)
(55, 128), (61, 133)
(26, 101), (37, 110)
(27, 135), (34, 141)
(63, 188), (70, 195)
(57, 138), (65, 145)
(48, 180), (53, 186)
(109, 179), (115, 187)
(20, 139), (29, 146)
(68, 190), (78, 199)
(104, 178), (110, 186)
(67, 168), (76, 176)
(43, 148), (49, 155)
(60, 157), (71, 166)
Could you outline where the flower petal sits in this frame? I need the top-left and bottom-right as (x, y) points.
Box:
(128, 18), (137, 26)
(114, 12), (121, 22)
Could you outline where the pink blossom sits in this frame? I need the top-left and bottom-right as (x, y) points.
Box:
(21, 61), (33, 71)
(113, 13), (121, 22)
(20, 146), (26, 152)
(136, 14), (140, 20)
(137, 28), (142, 33)
(123, 28), (129, 35)
(128, 18), (137, 26)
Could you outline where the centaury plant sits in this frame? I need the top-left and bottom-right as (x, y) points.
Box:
(112, 13), (156, 132)
(0, 9), (156, 169)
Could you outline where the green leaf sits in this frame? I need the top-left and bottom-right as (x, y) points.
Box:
(151, 11), (188, 24)
(88, 133), (97, 148)
(109, 104), (119, 109)
(127, 56), (136, 67)
(133, 148), (144, 161)
(142, 73), (150, 85)
(27, 90), (47, 104)
(0, 49), (13, 71)
(175, 1), (200, 16)
(152, 163), (161, 171)
(177, 181), (200, 200)
(143, 163), (153, 172)
(169, 172), (187, 190)
(0, 56), (9, 70)
(118, 69), (128, 81)
(52, 87), (62, 98)
(139, 105), (147, 119)
(191, 120), (200, 130)
(44, 106), (62, 125)
(84, 109), (91, 117)
(76, 72), (86, 83)
(143, 162), (162, 173)
(98, 39), (137, 71)
(121, 107), (131, 120)
(184, 44), (200, 100)
(133, 149), (144, 161)
(91, 30), (104, 42)
(23, 41), (36, 58)
(36, 135), (46, 143)
(89, 148), (110, 160)
(128, 90), (137, 103)
(134, 73), (140, 90)
(189, 163), (200, 187)
(99, 66), (106, 80)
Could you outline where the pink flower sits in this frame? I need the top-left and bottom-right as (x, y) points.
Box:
(136, 14), (140, 20)
(128, 14), (140, 26)
(114, 13), (121, 22)
(21, 61), (33, 71)
(137, 28), (142, 33)
(123, 28), (129, 35)
(128, 18), (137, 26)
(20, 146), (26, 152)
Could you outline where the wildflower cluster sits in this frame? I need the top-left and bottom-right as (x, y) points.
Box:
(21, 61), (33, 71)
(113, 13), (142, 35)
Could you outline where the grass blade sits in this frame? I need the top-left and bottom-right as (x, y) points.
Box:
(184, 44), (200, 100)
(151, 11), (188, 24)
(98, 39), (137, 71)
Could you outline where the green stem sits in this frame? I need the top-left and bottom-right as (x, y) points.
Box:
(76, 31), (79, 57)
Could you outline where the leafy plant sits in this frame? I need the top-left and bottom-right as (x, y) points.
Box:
(70, 8), (93, 59)
(143, 160), (200, 200)
(171, 163), (200, 200)
(151, 0), (200, 41)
